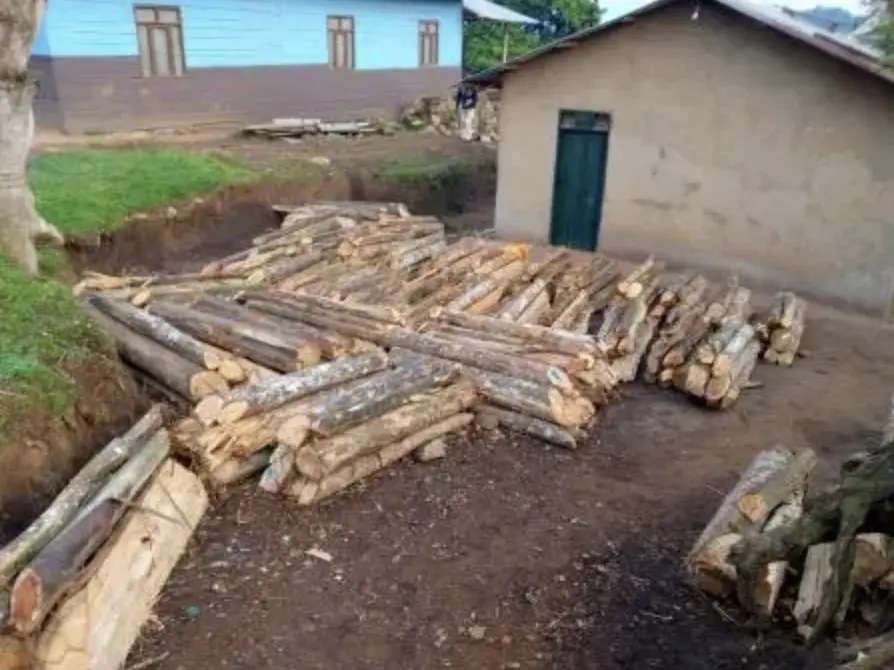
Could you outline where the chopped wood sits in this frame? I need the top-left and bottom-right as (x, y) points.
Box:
(33, 460), (207, 670)
(688, 445), (796, 597)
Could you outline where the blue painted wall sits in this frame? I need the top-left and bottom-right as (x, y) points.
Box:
(33, 0), (462, 68)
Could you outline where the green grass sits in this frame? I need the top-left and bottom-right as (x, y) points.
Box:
(31, 148), (251, 236)
(0, 148), (253, 429)
(374, 151), (472, 185)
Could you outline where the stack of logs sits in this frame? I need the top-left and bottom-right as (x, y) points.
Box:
(689, 397), (894, 669)
(0, 406), (207, 670)
(74, 200), (808, 502)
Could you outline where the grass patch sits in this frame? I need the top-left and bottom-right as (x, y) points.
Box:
(374, 151), (472, 185)
(31, 148), (252, 236)
(0, 148), (253, 433)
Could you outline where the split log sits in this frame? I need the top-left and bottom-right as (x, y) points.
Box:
(615, 293), (652, 355)
(687, 445), (797, 597)
(33, 460), (207, 670)
(288, 413), (474, 505)
(672, 361), (711, 397)
(0, 406), (164, 588)
(752, 495), (804, 616)
(515, 288), (551, 324)
(664, 274), (710, 327)
(294, 378), (476, 480)
(498, 278), (547, 321)
(551, 290), (589, 330)
(210, 449), (272, 487)
(86, 308), (228, 399)
(612, 316), (657, 383)
(702, 276), (740, 325)
(617, 257), (660, 299)
(794, 542), (834, 638)
(7, 429), (171, 635)
(476, 405), (579, 449)
(197, 350), (389, 425)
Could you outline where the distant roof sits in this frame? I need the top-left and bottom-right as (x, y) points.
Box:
(466, 0), (892, 86)
(462, 0), (539, 24)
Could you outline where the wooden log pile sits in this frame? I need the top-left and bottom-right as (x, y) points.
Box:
(689, 396), (894, 669)
(73, 200), (810, 502)
(0, 406), (208, 670)
(754, 291), (808, 366)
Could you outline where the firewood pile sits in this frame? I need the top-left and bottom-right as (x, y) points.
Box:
(0, 406), (207, 670)
(688, 398), (894, 669)
(400, 92), (500, 143)
(73, 200), (807, 503)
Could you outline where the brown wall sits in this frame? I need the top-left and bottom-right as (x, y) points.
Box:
(495, 1), (894, 316)
(30, 57), (459, 133)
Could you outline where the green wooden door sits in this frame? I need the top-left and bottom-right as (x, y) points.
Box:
(549, 110), (611, 251)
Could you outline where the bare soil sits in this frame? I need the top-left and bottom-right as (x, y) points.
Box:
(31, 135), (894, 669)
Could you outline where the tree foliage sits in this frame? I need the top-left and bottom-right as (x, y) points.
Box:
(464, 0), (601, 74)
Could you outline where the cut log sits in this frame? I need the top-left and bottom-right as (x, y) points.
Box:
(33, 460), (207, 670)
(737, 448), (818, 527)
(207, 350), (390, 425)
(515, 288), (551, 324)
(85, 308), (228, 400)
(612, 316), (657, 383)
(672, 361), (711, 398)
(240, 298), (357, 358)
(210, 448), (272, 487)
(434, 309), (604, 357)
(706, 339), (761, 406)
(752, 496), (804, 616)
(702, 276), (740, 325)
(294, 378), (476, 480)
(147, 303), (317, 372)
(551, 290), (588, 330)
(0, 406), (164, 588)
(476, 405), (580, 449)
(414, 438), (447, 462)
(389, 348), (594, 427)
(288, 413), (474, 505)
(85, 294), (231, 371)
(711, 324), (757, 378)
(8, 429), (171, 635)
(687, 445), (796, 597)
(264, 291), (405, 325)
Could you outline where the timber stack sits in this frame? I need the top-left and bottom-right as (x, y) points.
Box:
(74, 200), (808, 500)
(0, 406), (208, 670)
(689, 395), (894, 669)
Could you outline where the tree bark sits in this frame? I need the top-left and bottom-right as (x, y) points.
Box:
(288, 413), (474, 505)
(206, 350), (390, 425)
(476, 405), (579, 449)
(86, 306), (229, 398)
(8, 429), (170, 634)
(295, 378), (476, 480)
(0, 405), (164, 588)
(33, 460), (207, 670)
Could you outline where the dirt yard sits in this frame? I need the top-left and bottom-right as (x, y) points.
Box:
(38, 135), (894, 669)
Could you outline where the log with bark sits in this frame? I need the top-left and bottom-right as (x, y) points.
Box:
(475, 405), (580, 449)
(7, 428), (171, 634)
(32, 460), (208, 670)
(0, 406), (164, 588)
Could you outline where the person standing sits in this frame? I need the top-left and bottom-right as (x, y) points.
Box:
(454, 83), (479, 141)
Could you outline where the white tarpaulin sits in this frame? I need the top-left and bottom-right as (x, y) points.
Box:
(463, 0), (539, 24)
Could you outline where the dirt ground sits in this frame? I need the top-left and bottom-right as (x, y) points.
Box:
(42, 135), (894, 668)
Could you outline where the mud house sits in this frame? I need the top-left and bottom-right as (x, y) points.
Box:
(29, 0), (522, 133)
(468, 0), (894, 317)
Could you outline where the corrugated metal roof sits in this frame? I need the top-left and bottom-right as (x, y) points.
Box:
(465, 0), (893, 86)
(462, 0), (539, 24)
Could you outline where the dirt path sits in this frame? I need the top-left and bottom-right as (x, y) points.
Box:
(126, 305), (892, 670)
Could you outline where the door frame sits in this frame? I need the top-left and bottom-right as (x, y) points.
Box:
(549, 108), (613, 251)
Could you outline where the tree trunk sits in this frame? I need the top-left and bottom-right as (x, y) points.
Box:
(33, 460), (208, 670)
(0, 0), (64, 275)
(8, 428), (170, 634)
(0, 405), (164, 587)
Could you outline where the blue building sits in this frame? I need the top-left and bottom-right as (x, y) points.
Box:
(30, 0), (468, 132)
